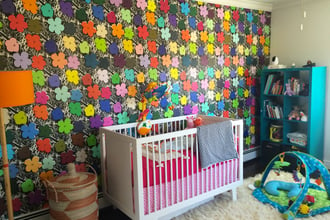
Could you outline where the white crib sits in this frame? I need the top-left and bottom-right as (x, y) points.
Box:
(100, 115), (243, 220)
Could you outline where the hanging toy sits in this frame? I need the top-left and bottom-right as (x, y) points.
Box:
(137, 109), (152, 136)
(293, 161), (303, 183)
(272, 153), (290, 175)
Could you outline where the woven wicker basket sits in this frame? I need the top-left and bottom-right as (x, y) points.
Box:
(45, 163), (98, 220)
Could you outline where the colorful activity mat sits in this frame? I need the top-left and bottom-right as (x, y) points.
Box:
(253, 151), (330, 220)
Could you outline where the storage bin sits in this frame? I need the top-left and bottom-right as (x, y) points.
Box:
(269, 124), (283, 142)
(44, 163), (98, 220)
(287, 132), (307, 146)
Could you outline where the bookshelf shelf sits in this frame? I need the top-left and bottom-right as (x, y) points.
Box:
(260, 66), (326, 163)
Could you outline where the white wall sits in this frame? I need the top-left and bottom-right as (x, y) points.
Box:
(270, 0), (330, 167)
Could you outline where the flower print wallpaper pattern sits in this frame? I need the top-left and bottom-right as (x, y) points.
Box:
(0, 0), (270, 217)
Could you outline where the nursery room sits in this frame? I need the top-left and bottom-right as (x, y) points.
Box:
(0, 0), (330, 220)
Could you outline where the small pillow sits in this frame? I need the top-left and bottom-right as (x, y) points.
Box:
(265, 180), (301, 198)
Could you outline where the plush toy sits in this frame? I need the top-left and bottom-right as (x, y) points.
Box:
(300, 111), (307, 121)
(265, 180), (301, 198)
(288, 106), (300, 120)
(284, 83), (294, 96)
(193, 117), (202, 127)
(186, 116), (194, 129)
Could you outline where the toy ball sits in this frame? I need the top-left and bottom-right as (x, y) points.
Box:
(137, 120), (152, 136)
(299, 204), (310, 214)
(193, 117), (202, 127)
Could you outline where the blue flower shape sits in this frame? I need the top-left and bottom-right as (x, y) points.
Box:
(218, 100), (225, 110)
(207, 67), (214, 78)
(172, 83), (180, 93)
(9, 164), (18, 178)
(99, 99), (111, 113)
(230, 70), (236, 78)
(258, 48), (263, 57)
(124, 69), (134, 82)
(159, 72), (167, 82)
(160, 98), (169, 109)
(73, 121), (84, 132)
(158, 45), (166, 56)
(44, 39), (58, 54)
(51, 107), (64, 121)
(92, 5), (104, 21)
(247, 12), (253, 23)
(188, 17), (196, 29)
(108, 43), (119, 55)
(0, 144), (14, 160)
(239, 79), (245, 87)
(180, 2), (190, 16)
(48, 74), (61, 88)
(71, 89), (83, 101)
(215, 23), (221, 32)
(252, 24), (257, 34)
(84, 53), (98, 69)
(173, 108), (181, 117)
(21, 123), (39, 139)
(230, 47), (236, 56)
(230, 91), (236, 100)
(190, 92), (198, 103)
(133, 14), (142, 26)
(198, 46), (204, 56)
(182, 55), (191, 67)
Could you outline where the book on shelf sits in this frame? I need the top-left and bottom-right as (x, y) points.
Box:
(286, 77), (305, 95)
(264, 100), (283, 119)
(264, 74), (283, 95)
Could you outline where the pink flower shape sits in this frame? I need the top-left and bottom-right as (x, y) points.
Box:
(199, 94), (205, 103)
(101, 87), (111, 99)
(113, 102), (122, 113)
(225, 80), (230, 89)
(201, 79), (208, 90)
(171, 56), (179, 67)
(103, 116), (114, 126)
(35, 91), (49, 104)
(135, 43), (143, 55)
(5, 38), (19, 52)
(191, 82), (198, 91)
(115, 83), (127, 97)
(192, 105), (199, 114)
(67, 55), (80, 69)
(200, 6), (208, 17)
(239, 57), (245, 66)
(215, 47), (221, 56)
(136, 0), (147, 10)
(110, 0), (122, 7)
(217, 8), (224, 19)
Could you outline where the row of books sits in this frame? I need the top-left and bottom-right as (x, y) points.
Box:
(287, 77), (304, 95)
(264, 100), (283, 119)
(264, 74), (283, 95)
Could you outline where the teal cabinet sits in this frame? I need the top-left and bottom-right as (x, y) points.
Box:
(260, 66), (326, 160)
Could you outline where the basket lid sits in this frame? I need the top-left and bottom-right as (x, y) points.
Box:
(48, 163), (96, 190)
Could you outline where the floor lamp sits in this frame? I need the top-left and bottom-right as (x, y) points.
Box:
(0, 70), (35, 220)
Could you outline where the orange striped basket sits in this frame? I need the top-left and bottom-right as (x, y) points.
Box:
(45, 163), (98, 220)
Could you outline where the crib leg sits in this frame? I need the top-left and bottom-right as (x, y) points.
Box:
(231, 188), (237, 201)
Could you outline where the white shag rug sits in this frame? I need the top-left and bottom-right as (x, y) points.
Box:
(173, 171), (330, 220)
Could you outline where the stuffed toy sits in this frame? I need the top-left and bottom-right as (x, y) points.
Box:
(288, 106), (300, 120)
(284, 83), (294, 96)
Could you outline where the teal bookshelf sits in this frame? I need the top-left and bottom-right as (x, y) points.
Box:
(260, 66), (326, 161)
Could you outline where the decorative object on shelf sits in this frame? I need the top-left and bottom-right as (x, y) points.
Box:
(0, 70), (35, 220)
(303, 60), (316, 67)
(284, 83), (294, 96)
(300, 111), (308, 121)
(288, 106), (301, 120)
(299, 83), (309, 96)
(287, 132), (307, 146)
(270, 124), (283, 142)
(268, 56), (287, 69)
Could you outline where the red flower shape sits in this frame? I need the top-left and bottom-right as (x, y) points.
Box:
(160, 0), (170, 13)
(13, 198), (22, 212)
(244, 69), (250, 77)
(233, 10), (240, 22)
(250, 106), (255, 115)
(180, 71), (187, 81)
(26, 34), (42, 51)
(82, 21), (96, 37)
(224, 57), (231, 67)
(36, 138), (51, 153)
(87, 84), (101, 99)
(223, 111), (229, 118)
(60, 150), (75, 165)
(82, 74), (93, 86)
(183, 80), (191, 92)
(246, 34), (253, 45)
(181, 29), (190, 42)
(147, 41), (157, 54)
(150, 57), (158, 68)
(246, 76), (252, 86)
(107, 11), (116, 23)
(32, 55), (46, 70)
(8, 14), (27, 32)
(137, 25), (149, 40)
(223, 44), (230, 55)
(217, 32), (224, 43)
(197, 21), (204, 31)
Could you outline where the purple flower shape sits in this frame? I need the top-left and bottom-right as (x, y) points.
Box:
(159, 72), (167, 82)
(139, 55), (150, 68)
(208, 9), (215, 19)
(48, 74), (61, 88)
(158, 45), (166, 56)
(122, 0), (132, 8)
(113, 102), (122, 113)
(133, 14), (142, 26)
(230, 91), (236, 100)
(190, 92), (198, 103)
(218, 56), (224, 66)
(9, 164), (18, 178)
(230, 70), (236, 78)
(230, 48), (236, 56)
(51, 107), (64, 121)
(188, 17), (196, 29)
(200, 55), (208, 66)
(160, 98), (169, 109)
(214, 23), (221, 33)
(173, 108), (181, 117)
(92, 5), (104, 21)
(182, 55), (191, 67)
(246, 97), (252, 106)
(183, 104), (192, 115)
(108, 43), (119, 55)
(238, 22), (244, 33)
(84, 53), (99, 69)
(218, 100), (225, 110)
(44, 39), (58, 54)
(70, 89), (82, 101)
(99, 99), (111, 113)
(114, 54), (126, 68)
(28, 190), (43, 206)
(0, 0), (16, 15)
(90, 115), (103, 129)
(198, 46), (204, 56)
(21, 122), (39, 139)
(168, 14), (177, 27)
(59, 0), (73, 17)
(13, 52), (31, 69)
(73, 121), (84, 132)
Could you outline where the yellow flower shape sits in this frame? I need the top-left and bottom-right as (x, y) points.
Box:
(147, 0), (156, 12)
(208, 80), (215, 90)
(179, 46), (185, 56)
(244, 89), (249, 98)
(237, 67), (244, 77)
(84, 104), (95, 117)
(63, 36), (76, 52)
(96, 24), (107, 38)
(250, 126), (255, 134)
(264, 46), (269, 55)
(123, 39), (133, 53)
(207, 43), (214, 55)
(200, 31), (208, 43)
(245, 48), (250, 56)
(25, 156), (42, 173)
(215, 70), (221, 79)
(215, 92), (221, 101)
(65, 69), (80, 85)
(170, 68), (178, 80)
(169, 42), (178, 54)
(180, 95), (187, 105)
(224, 10), (231, 21)
(14, 111), (28, 125)
(111, 23), (124, 39)
(136, 72), (145, 83)
(237, 45), (244, 55)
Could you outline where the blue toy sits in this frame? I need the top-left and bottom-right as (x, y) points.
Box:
(253, 151), (330, 220)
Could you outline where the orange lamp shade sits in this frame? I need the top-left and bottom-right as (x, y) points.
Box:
(0, 70), (35, 107)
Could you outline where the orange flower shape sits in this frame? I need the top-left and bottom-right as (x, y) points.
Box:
(162, 55), (171, 67)
(146, 11), (156, 25)
(82, 21), (96, 37)
(137, 25), (149, 40)
(24, 156), (42, 173)
(246, 76), (252, 86)
(111, 23), (125, 39)
(223, 89), (230, 99)
(33, 105), (48, 120)
(223, 44), (230, 55)
(22, 0), (38, 14)
(32, 55), (46, 70)
(180, 71), (187, 81)
(183, 80), (191, 92)
(25, 34), (41, 51)
(147, 41), (157, 54)
(51, 52), (68, 69)
(151, 100), (159, 107)
(223, 111), (229, 118)
(200, 31), (208, 43)
(136, 72), (145, 83)
(232, 56), (239, 66)
(246, 34), (253, 45)
(223, 20), (230, 32)
(181, 29), (190, 42)
(39, 171), (54, 181)
(150, 57), (158, 68)
(87, 84), (101, 99)
(260, 35), (265, 45)
(36, 138), (51, 153)
(128, 85), (137, 97)
(224, 57), (231, 67)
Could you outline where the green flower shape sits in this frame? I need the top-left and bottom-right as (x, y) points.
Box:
(244, 110), (249, 118)
(244, 48), (250, 56)
(206, 19), (214, 30)
(42, 157), (56, 170)
(14, 111), (28, 125)
(171, 94), (179, 105)
(201, 102), (209, 113)
(189, 43), (197, 54)
(208, 33), (215, 43)
(148, 69), (158, 81)
(39, 125), (51, 138)
(157, 17), (165, 28)
(189, 7), (197, 16)
(223, 67), (230, 77)
(161, 27), (171, 41)
(55, 139), (66, 153)
(69, 102), (82, 116)
(230, 24), (236, 34)
(32, 70), (45, 86)
(264, 25), (270, 35)
(55, 86), (70, 102)
(94, 38), (106, 53)
(22, 179), (34, 193)
(232, 99), (239, 108)
(265, 37), (270, 46)
(0, 21), (2, 29)
(79, 41), (90, 54)
(111, 73), (121, 85)
(87, 134), (96, 147)
(120, 9), (131, 23)
(164, 109), (174, 118)
(124, 27), (134, 39)
(238, 88), (244, 97)
(251, 45), (257, 55)
(91, 145), (100, 158)
(41, 3), (54, 18)
(118, 112), (129, 124)
(245, 136), (251, 145)
(179, 46), (186, 56)
(47, 17), (64, 35)
(198, 71), (205, 80)
(232, 78), (239, 87)
(58, 118), (73, 134)
(246, 117), (252, 126)
(0, 169), (3, 176)
(76, 8), (88, 22)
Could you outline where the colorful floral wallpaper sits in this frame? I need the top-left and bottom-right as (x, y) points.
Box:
(0, 0), (271, 217)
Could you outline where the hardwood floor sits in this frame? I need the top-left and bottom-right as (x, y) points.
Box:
(99, 158), (264, 219)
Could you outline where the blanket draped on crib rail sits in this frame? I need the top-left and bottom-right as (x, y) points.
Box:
(197, 120), (238, 168)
